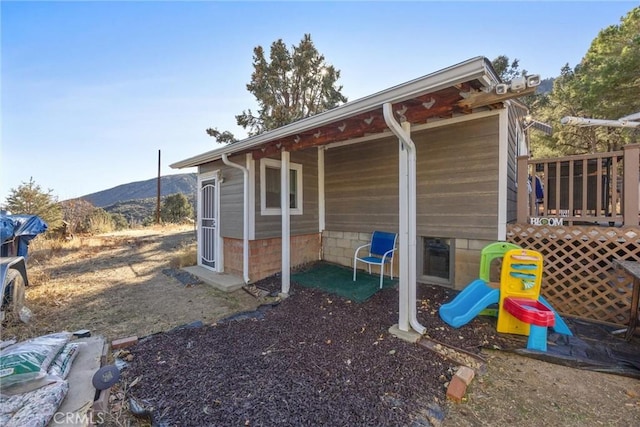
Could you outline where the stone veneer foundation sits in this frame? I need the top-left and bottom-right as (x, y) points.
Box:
(223, 233), (322, 282)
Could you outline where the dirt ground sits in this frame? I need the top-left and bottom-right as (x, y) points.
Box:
(2, 224), (260, 342)
(445, 349), (640, 426)
(2, 226), (639, 426)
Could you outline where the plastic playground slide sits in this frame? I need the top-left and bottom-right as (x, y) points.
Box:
(538, 295), (572, 336)
(438, 279), (499, 328)
(439, 279), (573, 336)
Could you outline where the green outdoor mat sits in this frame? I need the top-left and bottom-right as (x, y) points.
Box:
(291, 262), (397, 303)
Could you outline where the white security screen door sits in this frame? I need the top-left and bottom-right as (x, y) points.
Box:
(198, 172), (220, 271)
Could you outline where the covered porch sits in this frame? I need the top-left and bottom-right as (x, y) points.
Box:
(172, 57), (540, 337)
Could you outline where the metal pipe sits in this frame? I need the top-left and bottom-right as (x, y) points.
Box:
(221, 154), (250, 284)
(383, 102), (426, 335)
(561, 116), (639, 129)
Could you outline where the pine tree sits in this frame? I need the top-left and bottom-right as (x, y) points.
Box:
(3, 177), (62, 229)
(207, 34), (347, 142)
(531, 7), (640, 156)
(161, 194), (193, 223)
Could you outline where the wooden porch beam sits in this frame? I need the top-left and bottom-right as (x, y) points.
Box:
(457, 86), (536, 110)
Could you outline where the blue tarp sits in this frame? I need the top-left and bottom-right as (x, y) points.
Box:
(0, 216), (15, 246)
(0, 214), (48, 258)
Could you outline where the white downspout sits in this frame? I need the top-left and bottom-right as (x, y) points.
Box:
(497, 109), (508, 241)
(383, 102), (426, 335)
(221, 154), (250, 284)
(318, 147), (326, 233)
(281, 150), (291, 294)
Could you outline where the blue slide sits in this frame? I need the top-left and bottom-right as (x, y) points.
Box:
(538, 296), (573, 336)
(439, 279), (499, 328)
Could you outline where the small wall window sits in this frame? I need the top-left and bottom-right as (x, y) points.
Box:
(260, 158), (303, 215)
(419, 237), (453, 286)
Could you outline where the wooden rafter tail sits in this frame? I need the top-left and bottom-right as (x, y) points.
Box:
(457, 85), (536, 110)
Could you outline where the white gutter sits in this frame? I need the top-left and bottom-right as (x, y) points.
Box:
(221, 154), (250, 284)
(171, 57), (497, 169)
(383, 102), (426, 335)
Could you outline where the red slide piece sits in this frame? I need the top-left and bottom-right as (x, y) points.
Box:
(503, 297), (555, 327)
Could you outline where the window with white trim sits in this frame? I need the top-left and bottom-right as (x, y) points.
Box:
(260, 158), (303, 215)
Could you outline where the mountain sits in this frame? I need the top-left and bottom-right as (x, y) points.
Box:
(72, 173), (197, 224)
(79, 173), (197, 208)
(537, 77), (554, 95)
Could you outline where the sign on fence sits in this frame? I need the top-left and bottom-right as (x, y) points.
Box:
(529, 217), (564, 226)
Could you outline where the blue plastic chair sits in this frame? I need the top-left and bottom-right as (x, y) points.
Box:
(353, 231), (398, 289)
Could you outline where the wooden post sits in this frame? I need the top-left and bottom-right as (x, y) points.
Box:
(156, 150), (161, 224)
(623, 144), (640, 226)
(517, 155), (530, 224)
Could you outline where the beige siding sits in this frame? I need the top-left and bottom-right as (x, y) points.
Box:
(254, 149), (319, 239)
(324, 116), (502, 240)
(325, 138), (400, 233)
(414, 117), (500, 240)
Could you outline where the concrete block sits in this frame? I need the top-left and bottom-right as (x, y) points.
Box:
(455, 366), (476, 386)
(343, 231), (358, 240)
(359, 232), (371, 241)
(388, 324), (421, 343)
(324, 237), (337, 249)
(446, 375), (468, 403)
(456, 238), (470, 250)
(100, 340), (110, 367)
(92, 386), (111, 414)
(111, 336), (138, 350)
(337, 239), (351, 249)
(468, 239), (493, 251)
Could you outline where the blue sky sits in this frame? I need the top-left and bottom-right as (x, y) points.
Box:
(1, 1), (637, 202)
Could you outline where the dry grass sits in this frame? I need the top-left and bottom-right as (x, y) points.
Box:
(1, 224), (257, 343)
(168, 241), (197, 269)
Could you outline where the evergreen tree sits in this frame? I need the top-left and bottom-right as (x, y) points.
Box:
(111, 213), (129, 230)
(207, 34), (347, 142)
(532, 7), (640, 156)
(491, 55), (546, 110)
(161, 193), (193, 223)
(2, 178), (62, 229)
(492, 55), (527, 82)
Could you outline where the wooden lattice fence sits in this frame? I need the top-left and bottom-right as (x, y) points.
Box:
(506, 224), (640, 326)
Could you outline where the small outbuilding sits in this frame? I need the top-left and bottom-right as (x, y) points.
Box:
(171, 56), (539, 334)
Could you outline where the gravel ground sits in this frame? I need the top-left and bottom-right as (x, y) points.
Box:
(122, 274), (507, 427)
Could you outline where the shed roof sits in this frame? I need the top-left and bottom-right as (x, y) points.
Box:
(171, 56), (532, 168)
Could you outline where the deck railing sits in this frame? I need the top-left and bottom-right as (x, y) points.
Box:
(517, 144), (640, 226)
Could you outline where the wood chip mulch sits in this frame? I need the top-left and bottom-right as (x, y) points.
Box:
(121, 277), (509, 426)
